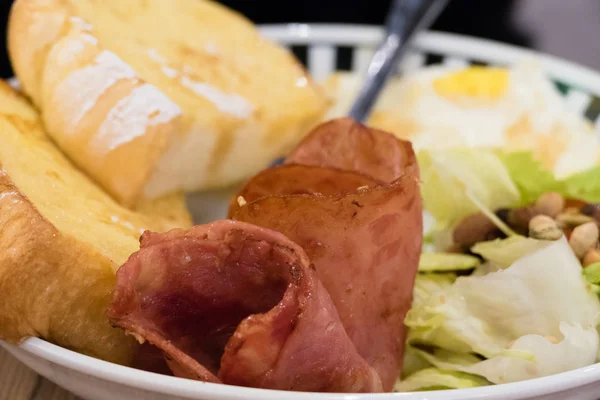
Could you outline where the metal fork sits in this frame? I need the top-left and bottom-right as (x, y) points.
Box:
(270, 0), (448, 166)
(348, 0), (449, 122)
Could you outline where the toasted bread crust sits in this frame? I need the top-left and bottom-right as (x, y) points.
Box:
(0, 173), (136, 364)
(0, 80), (190, 363)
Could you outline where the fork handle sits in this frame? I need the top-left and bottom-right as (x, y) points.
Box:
(348, 0), (448, 122)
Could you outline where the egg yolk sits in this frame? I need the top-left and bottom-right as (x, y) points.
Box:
(433, 66), (509, 101)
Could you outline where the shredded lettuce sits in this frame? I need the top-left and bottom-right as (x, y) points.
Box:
(412, 324), (599, 385)
(470, 235), (550, 269)
(412, 346), (485, 370)
(419, 253), (480, 272)
(420, 148), (600, 222)
(418, 149), (520, 227)
(401, 346), (432, 379)
(394, 367), (489, 392)
(562, 166), (600, 203)
(496, 151), (562, 205)
(405, 237), (600, 384)
(412, 273), (457, 308)
(410, 146), (600, 388)
(498, 150), (600, 204)
(583, 262), (600, 285)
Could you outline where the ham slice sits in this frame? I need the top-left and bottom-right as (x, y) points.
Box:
(229, 118), (423, 390)
(108, 220), (382, 392)
(285, 118), (412, 181)
(109, 118), (421, 393)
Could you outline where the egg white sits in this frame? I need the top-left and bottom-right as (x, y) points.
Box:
(324, 60), (600, 177)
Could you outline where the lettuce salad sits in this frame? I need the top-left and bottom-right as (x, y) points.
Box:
(397, 149), (600, 391)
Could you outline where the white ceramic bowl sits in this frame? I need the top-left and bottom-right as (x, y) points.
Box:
(3, 24), (600, 400)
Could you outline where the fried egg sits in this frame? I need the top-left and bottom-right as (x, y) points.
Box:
(324, 60), (600, 178)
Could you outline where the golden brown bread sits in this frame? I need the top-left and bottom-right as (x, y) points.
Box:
(9, 0), (327, 206)
(0, 81), (191, 364)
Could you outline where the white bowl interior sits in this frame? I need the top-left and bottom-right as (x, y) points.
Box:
(4, 25), (600, 400)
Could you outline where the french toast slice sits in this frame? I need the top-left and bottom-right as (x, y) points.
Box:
(0, 81), (191, 364)
(9, 0), (327, 206)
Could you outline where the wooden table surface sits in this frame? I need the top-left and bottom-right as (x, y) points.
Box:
(0, 346), (79, 400)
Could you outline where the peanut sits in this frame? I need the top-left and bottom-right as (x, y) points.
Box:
(529, 215), (562, 241)
(534, 192), (565, 218)
(569, 222), (599, 259)
(581, 203), (600, 222)
(453, 213), (500, 249)
(583, 248), (600, 267)
(556, 213), (595, 228)
(508, 207), (541, 233)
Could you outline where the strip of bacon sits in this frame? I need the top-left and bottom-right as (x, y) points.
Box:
(229, 118), (423, 390)
(108, 220), (382, 392)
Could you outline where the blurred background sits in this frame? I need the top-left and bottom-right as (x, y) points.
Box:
(0, 0), (599, 78)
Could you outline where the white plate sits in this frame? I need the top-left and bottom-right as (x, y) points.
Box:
(3, 24), (600, 400)
(3, 337), (600, 400)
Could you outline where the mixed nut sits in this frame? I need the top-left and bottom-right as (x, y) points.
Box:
(452, 192), (600, 267)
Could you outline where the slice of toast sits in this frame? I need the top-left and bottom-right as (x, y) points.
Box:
(0, 81), (191, 364)
(9, 0), (328, 206)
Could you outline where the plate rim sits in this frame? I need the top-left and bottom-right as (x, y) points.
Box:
(4, 337), (600, 400)
(259, 23), (600, 97)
